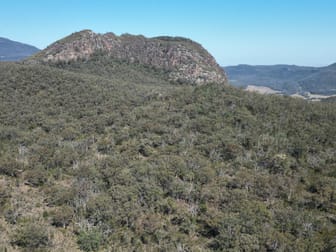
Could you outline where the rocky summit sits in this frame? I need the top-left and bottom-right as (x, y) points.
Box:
(29, 30), (227, 85)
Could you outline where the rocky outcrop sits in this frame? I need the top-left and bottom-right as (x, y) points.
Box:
(29, 30), (227, 85)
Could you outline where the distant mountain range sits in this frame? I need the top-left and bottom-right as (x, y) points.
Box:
(0, 37), (40, 61)
(224, 64), (336, 95)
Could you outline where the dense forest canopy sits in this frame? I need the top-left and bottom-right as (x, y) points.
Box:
(0, 58), (336, 251)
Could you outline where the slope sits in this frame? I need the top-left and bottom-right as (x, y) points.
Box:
(225, 64), (336, 95)
(1, 60), (336, 251)
(298, 63), (336, 94)
(0, 37), (40, 61)
(27, 30), (227, 85)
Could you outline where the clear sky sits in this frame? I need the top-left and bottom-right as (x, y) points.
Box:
(1, 0), (336, 66)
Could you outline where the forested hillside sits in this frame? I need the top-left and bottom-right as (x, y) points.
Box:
(225, 64), (336, 95)
(0, 59), (335, 251)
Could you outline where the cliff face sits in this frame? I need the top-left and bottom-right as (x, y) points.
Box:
(30, 30), (227, 85)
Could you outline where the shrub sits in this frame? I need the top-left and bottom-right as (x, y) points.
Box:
(51, 206), (74, 227)
(24, 167), (48, 187)
(44, 185), (76, 206)
(11, 222), (51, 249)
(0, 157), (22, 177)
(0, 184), (10, 210)
(77, 230), (102, 252)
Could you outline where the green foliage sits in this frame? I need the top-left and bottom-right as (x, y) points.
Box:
(0, 61), (335, 251)
(24, 166), (48, 187)
(0, 184), (10, 213)
(11, 222), (51, 250)
(50, 206), (74, 227)
(0, 156), (22, 177)
(44, 185), (77, 207)
(77, 230), (102, 252)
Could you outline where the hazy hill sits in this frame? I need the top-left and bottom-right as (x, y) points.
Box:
(1, 31), (336, 251)
(0, 37), (39, 61)
(298, 63), (336, 94)
(225, 64), (336, 95)
(28, 30), (227, 85)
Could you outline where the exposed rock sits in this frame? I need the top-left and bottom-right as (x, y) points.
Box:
(29, 30), (227, 85)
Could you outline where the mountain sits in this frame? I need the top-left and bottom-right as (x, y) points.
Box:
(0, 37), (39, 61)
(1, 31), (336, 251)
(225, 64), (336, 95)
(28, 30), (227, 85)
(298, 63), (336, 94)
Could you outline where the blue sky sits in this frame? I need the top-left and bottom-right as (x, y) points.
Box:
(1, 0), (336, 66)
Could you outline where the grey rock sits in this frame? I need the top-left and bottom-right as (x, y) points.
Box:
(29, 30), (227, 85)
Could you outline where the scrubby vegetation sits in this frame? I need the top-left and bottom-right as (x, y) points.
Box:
(0, 60), (335, 251)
